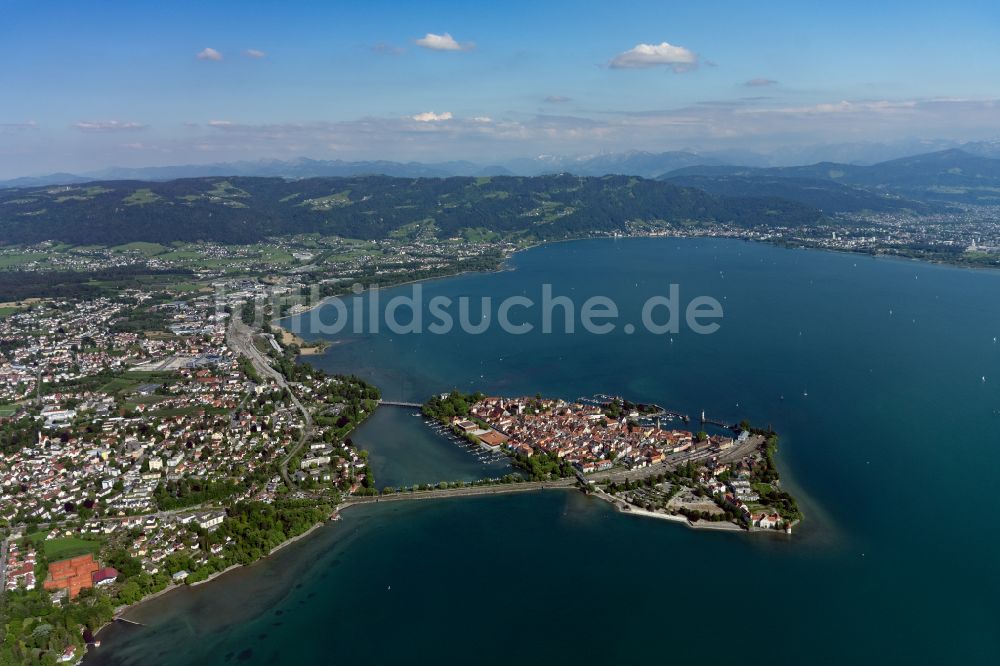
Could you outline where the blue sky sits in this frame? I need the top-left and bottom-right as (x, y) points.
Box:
(2, 0), (999, 176)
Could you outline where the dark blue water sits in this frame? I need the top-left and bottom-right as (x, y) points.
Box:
(89, 238), (1000, 664)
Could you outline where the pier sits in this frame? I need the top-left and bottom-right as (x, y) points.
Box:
(699, 410), (737, 430)
(585, 394), (691, 423)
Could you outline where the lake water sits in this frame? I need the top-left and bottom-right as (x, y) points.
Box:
(349, 406), (514, 489)
(88, 238), (1000, 664)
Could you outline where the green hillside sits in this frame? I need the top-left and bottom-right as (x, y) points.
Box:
(0, 174), (822, 246)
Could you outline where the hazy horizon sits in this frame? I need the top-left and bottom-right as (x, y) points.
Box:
(3, 0), (1000, 178)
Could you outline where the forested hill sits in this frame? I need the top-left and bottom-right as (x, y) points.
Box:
(662, 149), (1000, 204)
(663, 174), (943, 214)
(0, 174), (821, 246)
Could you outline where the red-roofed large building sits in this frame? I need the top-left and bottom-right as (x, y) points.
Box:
(43, 554), (101, 598)
(92, 567), (119, 586)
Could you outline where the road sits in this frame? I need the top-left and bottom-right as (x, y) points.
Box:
(227, 317), (312, 489)
(0, 538), (7, 593)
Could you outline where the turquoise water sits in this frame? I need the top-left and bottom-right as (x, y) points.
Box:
(350, 406), (514, 489)
(89, 238), (1000, 664)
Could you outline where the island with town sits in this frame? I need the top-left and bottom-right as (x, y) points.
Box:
(423, 392), (800, 533)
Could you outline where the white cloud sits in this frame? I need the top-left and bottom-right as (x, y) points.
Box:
(197, 47), (223, 61)
(609, 42), (697, 71)
(746, 78), (778, 87)
(207, 120), (234, 127)
(414, 32), (473, 52)
(411, 111), (453, 122)
(543, 95), (572, 103)
(73, 120), (147, 132)
(471, 116), (492, 123)
(244, 49), (266, 58)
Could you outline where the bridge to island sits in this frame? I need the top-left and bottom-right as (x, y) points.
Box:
(378, 400), (423, 408)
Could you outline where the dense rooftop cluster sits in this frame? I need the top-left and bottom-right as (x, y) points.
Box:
(0, 276), (385, 663)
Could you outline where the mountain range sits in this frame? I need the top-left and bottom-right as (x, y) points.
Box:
(4, 145), (1000, 207)
(662, 148), (1000, 204)
(0, 151), (724, 188)
(4, 147), (1000, 250)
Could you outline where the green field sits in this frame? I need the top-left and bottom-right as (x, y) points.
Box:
(22, 534), (103, 561)
(207, 180), (250, 198)
(111, 241), (168, 255)
(0, 252), (47, 268)
(122, 188), (162, 206)
(44, 537), (102, 560)
(0, 306), (20, 319)
(461, 227), (500, 243)
(54, 186), (112, 202)
(100, 371), (175, 396)
(300, 190), (351, 210)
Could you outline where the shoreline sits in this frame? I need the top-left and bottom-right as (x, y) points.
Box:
(93, 488), (556, 649)
(599, 492), (798, 535)
(592, 489), (746, 533)
(272, 261), (519, 331)
(267, 520), (325, 557)
(87, 480), (784, 658)
(91, 519), (332, 651)
(274, 232), (677, 327)
(274, 326), (329, 355)
(272, 233), (1000, 345)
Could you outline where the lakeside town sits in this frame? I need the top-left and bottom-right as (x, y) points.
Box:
(424, 393), (800, 533)
(0, 281), (382, 663)
(5, 201), (1000, 308)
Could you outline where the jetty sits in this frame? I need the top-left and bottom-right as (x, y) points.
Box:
(699, 410), (737, 430)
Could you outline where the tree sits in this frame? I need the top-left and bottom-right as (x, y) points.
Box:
(117, 581), (142, 605)
(105, 549), (142, 579)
